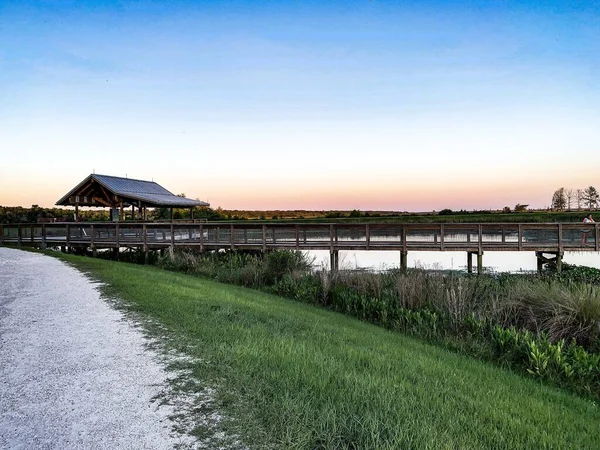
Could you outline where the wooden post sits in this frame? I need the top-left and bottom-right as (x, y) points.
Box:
(329, 224), (334, 255)
(518, 224), (523, 251)
(190, 208), (194, 221)
(596, 224), (600, 252)
(556, 252), (563, 273)
(41, 224), (46, 248)
(478, 224), (483, 255)
(230, 224), (235, 250)
(143, 224), (148, 264)
(18, 224), (22, 245)
(467, 252), (473, 274)
(330, 250), (339, 272)
(262, 224), (267, 253)
(131, 204), (135, 221)
(366, 224), (370, 250)
(0, 224), (4, 245)
(170, 208), (174, 221)
(400, 250), (408, 274)
(199, 224), (204, 252)
(170, 223), (175, 250)
(536, 252), (544, 274)
(66, 224), (71, 251)
(558, 224), (563, 253)
(75, 204), (79, 221)
(90, 224), (95, 256)
(295, 225), (299, 250)
(477, 252), (483, 275)
(440, 224), (445, 250)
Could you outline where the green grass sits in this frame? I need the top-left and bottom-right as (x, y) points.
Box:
(53, 252), (598, 449)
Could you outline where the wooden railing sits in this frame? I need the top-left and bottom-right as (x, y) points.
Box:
(1, 222), (599, 252)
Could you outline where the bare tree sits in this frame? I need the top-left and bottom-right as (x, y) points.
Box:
(576, 189), (584, 210)
(565, 188), (575, 210)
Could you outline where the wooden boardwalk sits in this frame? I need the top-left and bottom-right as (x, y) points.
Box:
(2, 221), (599, 273)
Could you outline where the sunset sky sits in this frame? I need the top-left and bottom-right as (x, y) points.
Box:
(1, 1), (598, 211)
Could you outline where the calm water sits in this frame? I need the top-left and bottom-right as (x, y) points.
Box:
(307, 250), (600, 273)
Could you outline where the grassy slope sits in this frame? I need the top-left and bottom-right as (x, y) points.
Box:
(55, 253), (598, 449)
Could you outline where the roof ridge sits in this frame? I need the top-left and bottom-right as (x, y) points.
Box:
(94, 174), (158, 184)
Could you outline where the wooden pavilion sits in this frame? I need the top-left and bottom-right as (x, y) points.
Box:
(56, 174), (209, 221)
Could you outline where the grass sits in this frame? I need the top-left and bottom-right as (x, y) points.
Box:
(49, 251), (599, 449)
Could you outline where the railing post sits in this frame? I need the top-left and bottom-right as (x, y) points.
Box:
(518, 224), (523, 251)
(262, 224), (267, 252)
(596, 224), (600, 252)
(66, 224), (70, 249)
(230, 223), (235, 250)
(366, 224), (370, 250)
(18, 224), (22, 245)
(143, 224), (148, 252)
(329, 224), (334, 253)
(115, 223), (120, 248)
(295, 225), (299, 250)
(0, 224), (4, 244)
(478, 224), (482, 254)
(170, 223), (175, 249)
(557, 223), (563, 253)
(199, 224), (204, 252)
(90, 223), (94, 246)
(440, 224), (445, 250)
(402, 225), (407, 252)
(30, 225), (34, 243)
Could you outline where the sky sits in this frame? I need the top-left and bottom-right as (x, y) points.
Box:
(1, 0), (599, 211)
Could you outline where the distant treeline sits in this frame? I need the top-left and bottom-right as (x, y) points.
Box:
(2, 205), (597, 224)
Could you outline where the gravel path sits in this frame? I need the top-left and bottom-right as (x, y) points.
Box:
(0, 247), (189, 449)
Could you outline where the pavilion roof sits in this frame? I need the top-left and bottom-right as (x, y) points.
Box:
(56, 174), (209, 208)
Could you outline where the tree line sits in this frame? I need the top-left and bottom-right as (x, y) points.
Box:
(551, 186), (599, 211)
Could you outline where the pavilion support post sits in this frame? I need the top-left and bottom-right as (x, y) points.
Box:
(75, 204), (79, 221)
(400, 250), (408, 274)
(92, 246), (97, 258)
(190, 208), (194, 221)
(113, 247), (119, 261)
(477, 252), (483, 275)
(467, 252), (473, 274)
(170, 208), (174, 221)
(132, 204), (135, 221)
(556, 252), (563, 273)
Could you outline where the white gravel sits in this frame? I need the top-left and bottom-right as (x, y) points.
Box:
(0, 247), (192, 449)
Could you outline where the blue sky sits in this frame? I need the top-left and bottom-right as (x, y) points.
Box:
(1, 0), (599, 210)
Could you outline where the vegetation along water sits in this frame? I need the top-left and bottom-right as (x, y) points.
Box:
(42, 248), (600, 449)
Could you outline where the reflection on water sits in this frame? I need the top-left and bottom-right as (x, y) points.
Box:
(306, 250), (600, 273)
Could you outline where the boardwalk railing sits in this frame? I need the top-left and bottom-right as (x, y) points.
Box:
(1, 222), (599, 252)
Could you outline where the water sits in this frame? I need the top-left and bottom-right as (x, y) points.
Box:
(306, 250), (600, 273)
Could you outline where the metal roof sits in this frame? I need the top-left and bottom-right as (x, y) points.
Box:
(56, 174), (209, 207)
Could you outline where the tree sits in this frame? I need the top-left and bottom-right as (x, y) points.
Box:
(576, 189), (584, 210)
(565, 189), (575, 210)
(581, 186), (599, 210)
(502, 206), (511, 213)
(551, 187), (567, 210)
(514, 204), (528, 212)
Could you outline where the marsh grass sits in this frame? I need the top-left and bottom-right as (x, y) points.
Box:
(152, 249), (600, 400)
(53, 253), (600, 449)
